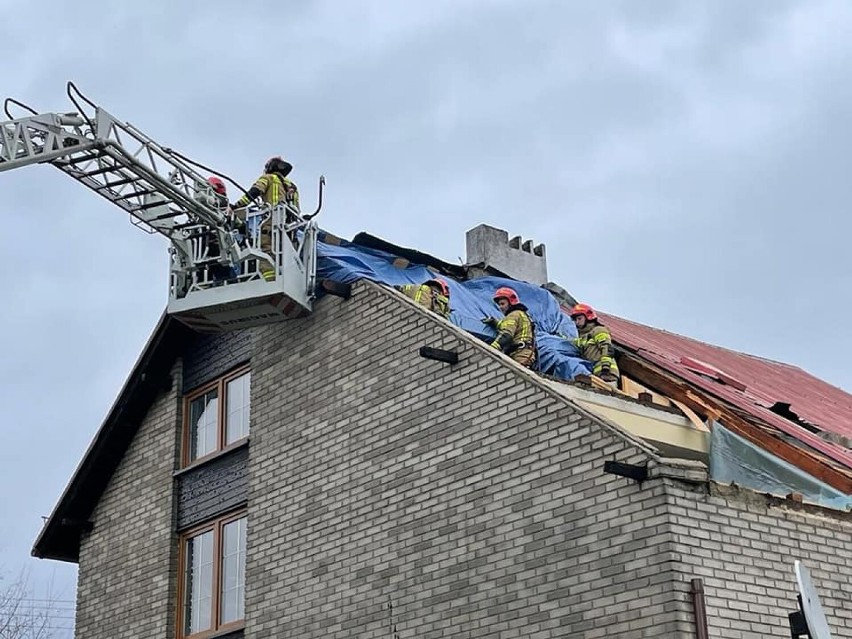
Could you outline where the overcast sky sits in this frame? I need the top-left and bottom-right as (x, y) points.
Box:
(1, 1), (850, 634)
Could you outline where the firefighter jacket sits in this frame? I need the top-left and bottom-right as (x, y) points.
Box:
(572, 322), (619, 379)
(235, 172), (300, 209)
(396, 284), (450, 318)
(491, 304), (536, 368)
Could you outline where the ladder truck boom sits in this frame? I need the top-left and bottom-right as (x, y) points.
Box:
(0, 82), (324, 333)
(2, 84), (228, 243)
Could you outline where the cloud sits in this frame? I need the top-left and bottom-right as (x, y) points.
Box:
(1, 2), (851, 626)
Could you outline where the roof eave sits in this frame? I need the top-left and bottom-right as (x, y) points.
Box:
(32, 311), (187, 562)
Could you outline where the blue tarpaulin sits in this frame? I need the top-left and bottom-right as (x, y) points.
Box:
(710, 422), (852, 511)
(315, 234), (592, 380)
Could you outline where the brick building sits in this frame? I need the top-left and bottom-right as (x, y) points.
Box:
(32, 225), (851, 638)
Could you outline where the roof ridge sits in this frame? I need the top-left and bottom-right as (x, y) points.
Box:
(599, 311), (803, 371)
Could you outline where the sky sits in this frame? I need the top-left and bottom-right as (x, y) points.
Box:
(1, 1), (850, 635)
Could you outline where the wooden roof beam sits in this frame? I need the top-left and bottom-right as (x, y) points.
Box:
(618, 353), (852, 494)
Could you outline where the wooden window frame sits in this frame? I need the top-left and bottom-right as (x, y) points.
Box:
(182, 364), (251, 468)
(176, 509), (247, 639)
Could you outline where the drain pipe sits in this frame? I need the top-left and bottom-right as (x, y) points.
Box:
(690, 578), (710, 639)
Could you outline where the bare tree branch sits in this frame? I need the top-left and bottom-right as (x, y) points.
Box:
(0, 568), (66, 639)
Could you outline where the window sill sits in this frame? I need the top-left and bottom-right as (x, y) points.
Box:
(184, 623), (245, 639)
(174, 438), (250, 478)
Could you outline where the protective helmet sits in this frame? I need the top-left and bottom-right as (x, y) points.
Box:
(207, 176), (227, 196)
(425, 278), (450, 297)
(570, 303), (597, 321)
(264, 156), (293, 177)
(493, 286), (519, 306)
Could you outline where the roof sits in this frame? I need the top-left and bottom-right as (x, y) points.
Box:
(599, 313), (852, 469)
(32, 228), (852, 562)
(32, 313), (189, 562)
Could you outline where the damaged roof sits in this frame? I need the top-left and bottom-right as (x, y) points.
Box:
(601, 313), (852, 470)
(349, 229), (852, 482)
(32, 227), (852, 563)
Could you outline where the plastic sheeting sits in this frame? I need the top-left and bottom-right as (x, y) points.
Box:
(709, 422), (852, 511)
(315, 235), (592, 380)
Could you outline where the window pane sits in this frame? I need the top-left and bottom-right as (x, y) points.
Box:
(183, 530), (214, 636)
(225, 372), (251, 445)
(220, 517), (247, 625)
(189, 390), (218, 462)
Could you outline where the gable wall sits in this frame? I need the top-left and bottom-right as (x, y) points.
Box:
(244, 282), (690, 638)
(69, 281), (852, 639)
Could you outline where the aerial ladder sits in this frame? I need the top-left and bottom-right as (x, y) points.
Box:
(0, 82), (325, 332)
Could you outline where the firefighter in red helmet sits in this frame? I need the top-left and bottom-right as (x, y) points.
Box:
(195, 176), (228, 209)
(207, 176), (227, 206)
(482, 286), (536, 368)
(395, 277), (451, 318)
(569, 303), (619, 386)
(230, 156), (300, 281)
(194, 176), (233, 281)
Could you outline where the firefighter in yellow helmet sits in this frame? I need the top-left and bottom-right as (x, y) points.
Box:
(482, 287), (536, 368)
(570, 303), (619, 386)
(395, 278), (451, 318)
(229, 157), (300, 281)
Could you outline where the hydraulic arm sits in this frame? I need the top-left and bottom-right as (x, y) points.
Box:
(1, 82), (236, 265)
(0, 82), (325, 332)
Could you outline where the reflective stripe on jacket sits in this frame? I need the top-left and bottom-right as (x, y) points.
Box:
(236, 173), (300, 208)
(491, 308), (536, 368)
(572, 323), (619, 377)
(397, 284), (450, 318)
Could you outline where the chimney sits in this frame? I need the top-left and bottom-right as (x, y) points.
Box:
(465, 224), (548, 285)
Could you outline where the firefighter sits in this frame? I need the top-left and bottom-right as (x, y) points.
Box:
(229, 157), (300, 281)
(194, 176), (228, 209)
(198, 177), (235, 282)
(482, 286), (536, 368)
(395, 278), (451, 318)
(569, 303), (619, 386)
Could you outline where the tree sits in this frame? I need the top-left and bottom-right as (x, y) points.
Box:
(0, 569), (66, 639)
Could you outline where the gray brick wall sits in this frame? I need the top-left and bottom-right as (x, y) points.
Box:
(245, 281), (689, 638)
(664, 480), (852, 638)
(182, 328), (252, 393)
(75, 360), (183, 639)
(69, 278), (852, 639)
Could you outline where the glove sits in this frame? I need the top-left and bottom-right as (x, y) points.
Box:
(481, 316), (499, 328)
(600, 362), (611, 377)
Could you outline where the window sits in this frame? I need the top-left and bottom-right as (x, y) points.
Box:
(184, 367), (250, 466)
(179, 512), (247, 638)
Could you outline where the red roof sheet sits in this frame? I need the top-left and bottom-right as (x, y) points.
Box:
(595, 312), (852, 471)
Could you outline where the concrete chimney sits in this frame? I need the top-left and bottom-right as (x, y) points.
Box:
(465, 224), (548, 285)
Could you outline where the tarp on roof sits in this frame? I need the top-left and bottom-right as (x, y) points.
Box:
(315, 233), (592, 380)
(709, 422), (852, 511)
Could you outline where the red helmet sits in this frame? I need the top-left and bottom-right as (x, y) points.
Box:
(207, 176), (227, 196)
(425, 278), (450, 297)
(264, 156), (293, 176)
(570, 303), (597, 321)
(493, 286), (519, 306)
